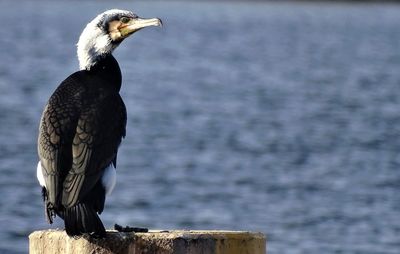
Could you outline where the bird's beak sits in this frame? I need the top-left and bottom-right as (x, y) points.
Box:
(120, 17), (162, 38)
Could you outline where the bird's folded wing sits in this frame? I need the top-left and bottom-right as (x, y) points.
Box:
(38, 101), (77, 205)
(61, 94), (126, 208)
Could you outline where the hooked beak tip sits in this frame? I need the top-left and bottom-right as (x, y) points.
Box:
(156, 18), (163, 27)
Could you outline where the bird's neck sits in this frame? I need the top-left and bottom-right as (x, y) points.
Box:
(88, 54), (122, 91)
(77, 23), (120, 71)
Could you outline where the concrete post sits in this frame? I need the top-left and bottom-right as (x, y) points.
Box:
(29, 230), (266, 254)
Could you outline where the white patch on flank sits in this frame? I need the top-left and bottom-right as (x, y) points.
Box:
(77, 9), (134, 70)
(101, 163), (117, 196)
(36, 161), (46, 188)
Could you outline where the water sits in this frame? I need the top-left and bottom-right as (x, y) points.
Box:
(0, 0), (399, 253)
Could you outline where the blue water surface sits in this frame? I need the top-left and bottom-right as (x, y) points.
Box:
(0, 0), (399, 253)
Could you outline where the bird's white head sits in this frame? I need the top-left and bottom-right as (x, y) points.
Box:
(77, 9), (162, 70)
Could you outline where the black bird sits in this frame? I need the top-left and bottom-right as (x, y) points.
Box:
(36, 9), (162, 237)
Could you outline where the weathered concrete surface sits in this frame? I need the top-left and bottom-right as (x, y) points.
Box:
(29, 229), (266, 254)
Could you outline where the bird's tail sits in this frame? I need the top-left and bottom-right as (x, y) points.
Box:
(64, 202), (106, 237)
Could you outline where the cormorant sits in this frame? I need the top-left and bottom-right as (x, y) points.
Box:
(36, 9), (162, 237)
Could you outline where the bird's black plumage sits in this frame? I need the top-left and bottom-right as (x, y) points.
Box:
(37, 9), (161, 237)
(38, 55), (126, 237)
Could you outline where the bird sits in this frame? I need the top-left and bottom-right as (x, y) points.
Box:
(36, 9), (162, 237)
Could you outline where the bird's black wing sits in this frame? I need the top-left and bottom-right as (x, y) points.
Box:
(38, 80), (82, 208)
(61, 92), (126, 208)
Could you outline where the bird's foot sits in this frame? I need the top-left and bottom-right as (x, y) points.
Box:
(114, 223), (148, 233)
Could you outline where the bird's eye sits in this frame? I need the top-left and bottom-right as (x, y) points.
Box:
(120, 17), (130, 24)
